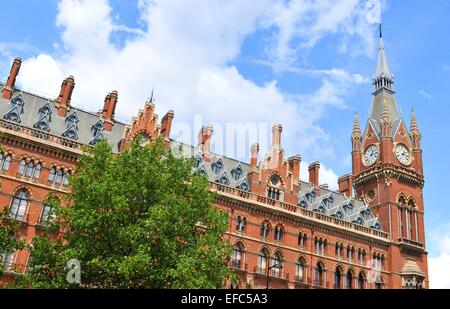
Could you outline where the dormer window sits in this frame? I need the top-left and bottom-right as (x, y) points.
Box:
(4, 95), (24, 123)
(231, 164), (243, 181)
(89, 120), (104, 146)
(33, 102), (52, 132)
(62, 112), (79, 140)
(217, 172), (229, 185)
(306, 190), (316, 204)
(193, 154), (202, 168)
(211, 159), (224, 175)
(343, 202), (354, 215)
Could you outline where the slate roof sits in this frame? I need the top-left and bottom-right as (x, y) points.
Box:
(173, 140), (383, 231)
(0, 88), (126, 152)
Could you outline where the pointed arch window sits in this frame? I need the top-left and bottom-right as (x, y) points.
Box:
(40, 204), (56, 225)
(314, 262), (324, 287)
(48, 167), (71, 188)
(298, 233), (307, 249)
(235, 216), (246, 232)
(296, 258), (306, 282)
(18, 159), (41, 180)
(1, 252), (15, 272)
(334, 267), (342, 289)
(358, 272), (365, 289)
(260, 222), (269, 239)
(274, 225), (283, 242)
(347, 270), (354, 289)
(231, 243), (244, 269)
(9, 190), (29, 222)
(271, 252), (283, 277)
(257, 249), (269, 274)
(0, 153), (12, 172)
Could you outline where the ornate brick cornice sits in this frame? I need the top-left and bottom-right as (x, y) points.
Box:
(353, 163), (424, 188)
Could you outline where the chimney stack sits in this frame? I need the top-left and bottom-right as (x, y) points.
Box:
(198, 124), (213, 161)
(288, 155), (301, 180)
(160, 110), (175, 142)
(308, 161), (320, 187)
(2, 57), (22, 100)
(338, 174), (353, 198)
(55, 75), (75, 117)
(102, 90), (118, 131)
(272, 124), (283, 147)
(250, 143), (260, 167)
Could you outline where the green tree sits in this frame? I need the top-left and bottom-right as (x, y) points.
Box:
(16, 137), (233, 288)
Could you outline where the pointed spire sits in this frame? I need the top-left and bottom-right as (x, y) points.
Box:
(376, 25), (391, 77)
(352, 112), (362, 141)
(410, 107), (421, 137)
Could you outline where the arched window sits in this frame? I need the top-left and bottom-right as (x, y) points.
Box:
(48, 167), (71, 188)
(231, 243), (243, 269)
(9, 190), (29, 221)
(315, 238), (327, 255)
(1, 252), (15, 272)
(267, 175), (282, 200)
(315, 262), (324, 287)
(335, 242), (343, 258)
(274, 225), (283, 242)
(0, 153), (12, 172)
(40, 204), (56, 225)
(298, 233), (307, 249)
(347, 270), (354, 289)
(271, 252), (283, 277)
(260, 222), (269, 239)
(257, 249), (269, 274)
(358, 249), (366, 265)
(18, 159), (41, 180)
(296, 258), (306, 282)
(347, 246), (354, 262)
(358, 272), (365, 289)
(235, 216), (246, 232)
(334, 267), (342, 289)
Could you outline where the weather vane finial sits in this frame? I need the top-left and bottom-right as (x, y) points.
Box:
(149, 86), (155, 103)
(379, 23), (382, 38)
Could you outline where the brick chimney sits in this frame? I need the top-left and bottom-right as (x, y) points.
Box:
(2, 57), (22, 100)
(272, 124), (282, 147)
(198, 124), (213, 161)
(160, 110), (174, 142)
(55, 76), (75, 117)
(308, 161), (320, 187)
(338, 174), (353, 198)
(250, 143), (259, 167)
(288, 155), (301, 180)
(102, 90), (118, 131)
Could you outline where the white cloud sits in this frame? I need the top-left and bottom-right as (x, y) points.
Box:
(300, 161), (338, 191)
(418, 89), (432, 100)
(429, 224), (450, 288)
(10, 0), (384, 187)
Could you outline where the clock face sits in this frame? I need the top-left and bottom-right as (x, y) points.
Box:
(364, 145), (378, 166)
(395, 144), (411, 165)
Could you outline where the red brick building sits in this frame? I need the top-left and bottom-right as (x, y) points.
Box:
(0, 32), (428, 289)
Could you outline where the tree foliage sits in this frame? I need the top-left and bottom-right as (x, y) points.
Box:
(14, 137), (233, 288)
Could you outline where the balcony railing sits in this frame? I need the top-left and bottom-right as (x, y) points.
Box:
(0, 119), (84, 151)
(211, 182), (389, 240)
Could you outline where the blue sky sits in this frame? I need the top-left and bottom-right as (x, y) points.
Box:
(1, 0), (449, 287)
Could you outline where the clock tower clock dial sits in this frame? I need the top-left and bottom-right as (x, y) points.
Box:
(364, 145), (378, 166)
(395, 144), (411, 165)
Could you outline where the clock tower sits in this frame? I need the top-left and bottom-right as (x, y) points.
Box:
(351, 27), (428, 288)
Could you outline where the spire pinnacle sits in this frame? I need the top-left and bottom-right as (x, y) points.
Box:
(379, 23), (382, 38)
(410, 107), (421, 135)
(352, 112), (362, 141)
